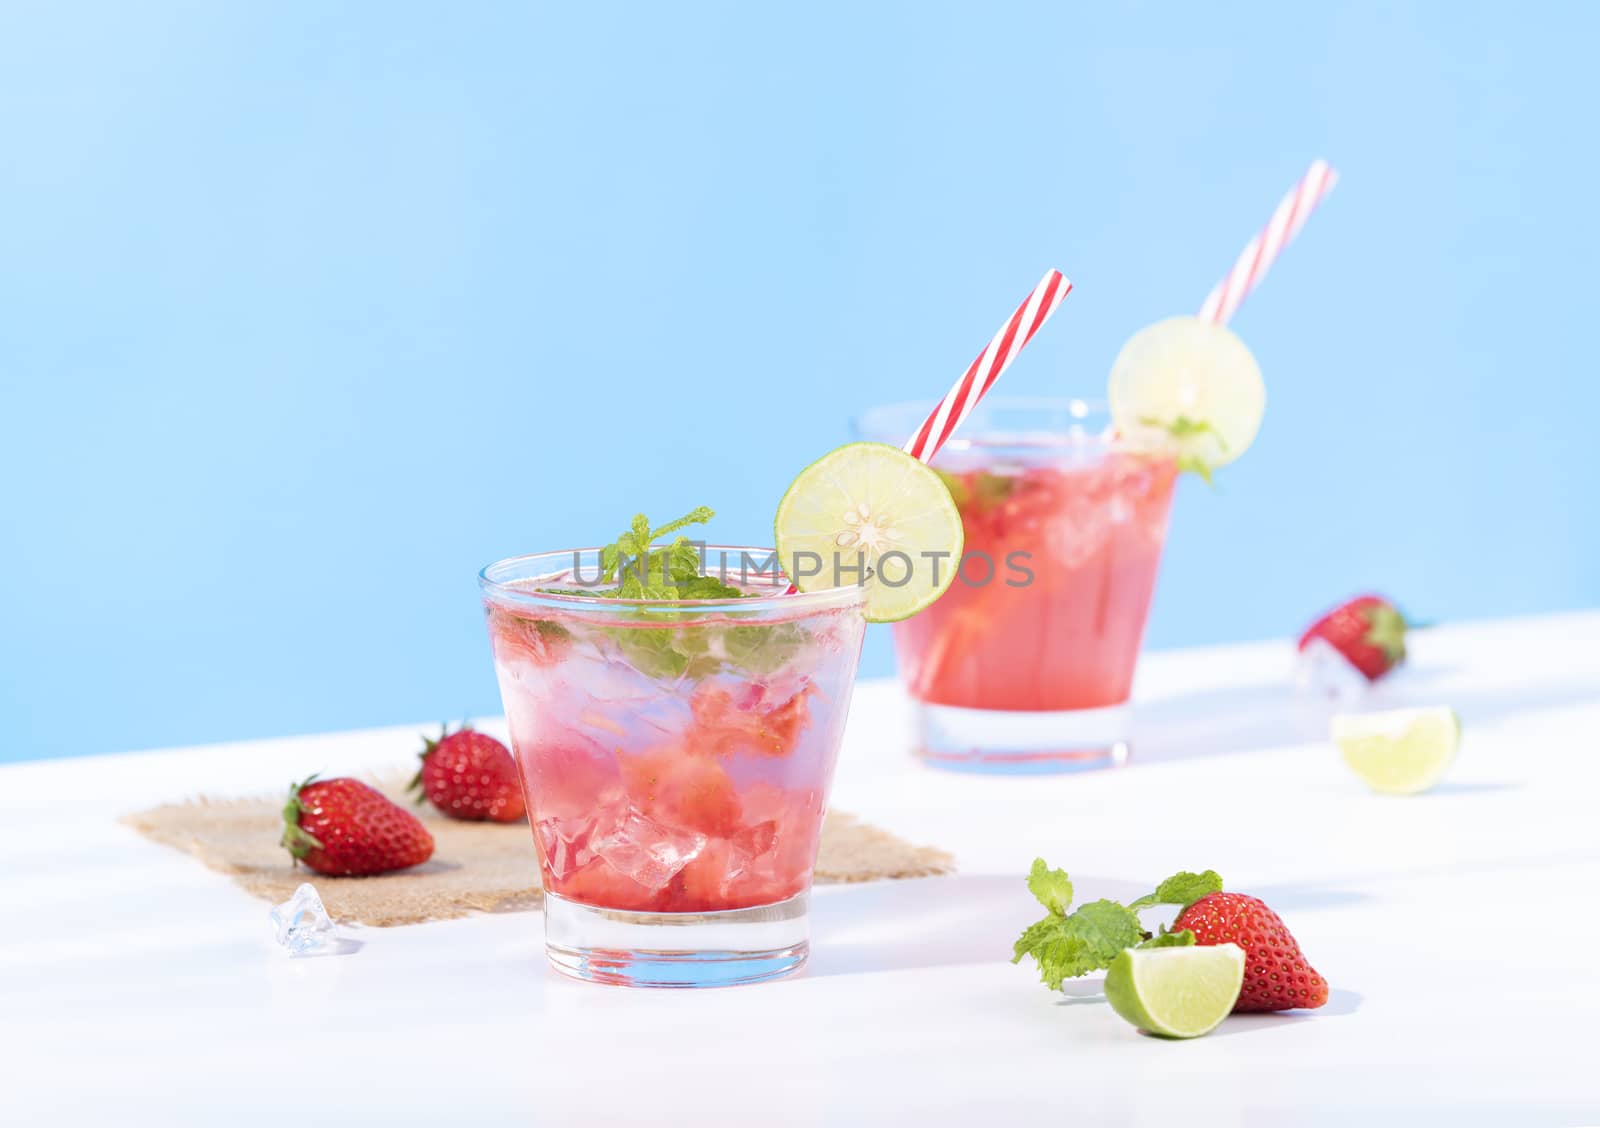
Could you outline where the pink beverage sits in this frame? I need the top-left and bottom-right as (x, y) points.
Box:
(480, 546), (866, 986)
(860, 399), (1175, 771)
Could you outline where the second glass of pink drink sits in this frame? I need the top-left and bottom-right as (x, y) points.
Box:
(859, 398), (1176, 771)
(481, 546), (866, 987)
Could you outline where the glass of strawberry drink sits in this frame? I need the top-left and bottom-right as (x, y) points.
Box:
(859, 318), (1266, 773)
(482, 543), (866, 987)
(859, 398), (1174, 772)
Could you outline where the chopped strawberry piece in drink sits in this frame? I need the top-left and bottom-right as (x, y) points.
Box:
(688, 683), (813, 757)
(518, 730), (623, 821)
(560, 856), (660, 912)
(488, 608), (570, 667)
(673, 838), (737, 908)
(621, 747), (743, 838)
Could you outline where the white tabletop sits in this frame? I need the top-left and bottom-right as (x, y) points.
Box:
(6, 612), (1600, 1126)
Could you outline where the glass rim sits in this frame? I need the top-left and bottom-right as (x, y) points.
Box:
(478, 544), (868, 618)
(855, 396), (1113, 452)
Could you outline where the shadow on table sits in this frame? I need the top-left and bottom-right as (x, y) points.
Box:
(1204, 988), (1364, 1037)
(1131, 673), (1600, 765)
(806, 872), (1146, 979)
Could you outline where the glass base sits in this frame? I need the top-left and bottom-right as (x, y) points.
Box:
(913, 699), (1131, 774)
(542, 890), (810, 988)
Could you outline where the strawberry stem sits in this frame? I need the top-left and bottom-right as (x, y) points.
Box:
(279, 775), (325, 861)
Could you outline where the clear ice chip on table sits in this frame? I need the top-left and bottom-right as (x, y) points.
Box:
(1295, 636), (1369, 703)
(270, 882), (342, 956)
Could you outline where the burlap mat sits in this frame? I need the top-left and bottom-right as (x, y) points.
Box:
(123, 778), (954, 926)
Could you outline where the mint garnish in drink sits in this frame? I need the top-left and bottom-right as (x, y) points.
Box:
(935, 468), (1017, 514)
(1138, 414), (1229, 485)
(573, 507), (747, 600)
(1011, 859), (1223, 990)
(492, 505), (819, 681)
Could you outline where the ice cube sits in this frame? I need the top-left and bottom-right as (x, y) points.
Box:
(1051, 508), (1111, 569)
(535, 815), (595, 882)
(269, 883), (342, 957)
(1295, 637), (1369, 703)
(731, 818), (779, 863)
(588, 809), (707, 891)
(534, 800), (633, 883)
(557, 648), (694, 737)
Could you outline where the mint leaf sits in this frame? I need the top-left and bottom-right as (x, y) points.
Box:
(552, 507), (821, 680)
(1175, 453), (1217, 487)
(666, 540), (704, 583)
(1139, 413), (1228, 449)
(1137, 414), (1226, 485)
(1127, 870), (1223, 913)
(973, 470), (1017, 510)
(674, 574), (746, 600)
(1012, 860), (1223, 991)
(1069, 899), (1146, 958)
(1137, 927), (1196, 950)
(721, 621), (808, 676)
(1025, 858), (1073, 916)
(596, 508), (728, 601)
(651, 506), (714, 541)
(935, 469), (1016, 515)
(607, 624), (717, 681)
(1011, 899), (1144, 990)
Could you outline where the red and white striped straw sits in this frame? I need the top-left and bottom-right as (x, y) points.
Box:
(782, 270), (1071, 593)
(1196, 159), (1339, 326)
(902, 268), (1072, 463)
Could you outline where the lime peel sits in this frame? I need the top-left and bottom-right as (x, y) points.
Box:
(1109, 315), (1265, 474)
(1104, 943), (1246, 1039)
(1331, 706), (1460, 795)
(773, 441), (963, 624)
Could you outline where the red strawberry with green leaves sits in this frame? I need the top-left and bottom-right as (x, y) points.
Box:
(1173, 892), (1328, 1011)
(281, 777), (435, 876)
(1298, 594), (1411, 681)
(409, 724), (526, 823)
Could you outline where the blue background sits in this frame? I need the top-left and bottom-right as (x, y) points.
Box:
(3, 2), (1593, 762)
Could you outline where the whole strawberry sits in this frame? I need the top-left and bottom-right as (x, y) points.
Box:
(1298, 594), (1410, 681)
(1174, 892), (1327, 1011)
(281, 777), (435, 876)
(409, 724), (525, 823)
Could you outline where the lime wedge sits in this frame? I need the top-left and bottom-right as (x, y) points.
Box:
(774, 441), (963, 624)
(1108, 316), (1265, 471)
(1103, 943), (1246, 1039)
(1331, 706), (1460, 795)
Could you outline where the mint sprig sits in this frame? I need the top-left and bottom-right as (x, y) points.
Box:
(539, 507), (746, 601)
(1011, 859), (1222, 990)
(498, 507), (818, 682)
(595, 507), (747, 600)
(1139, 414), (1227, 487)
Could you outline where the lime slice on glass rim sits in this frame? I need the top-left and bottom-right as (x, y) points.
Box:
(774, 441), (963, 624)
(1331, 706), (1460, 795)
(1108, 316), (1265, 475)
(1103, 943), (1246, 1039)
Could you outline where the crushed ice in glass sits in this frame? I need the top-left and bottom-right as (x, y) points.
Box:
(270, 882), (342, 956)
(588, 811), (707, 888)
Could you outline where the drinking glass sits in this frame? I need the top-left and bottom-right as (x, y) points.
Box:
(857, 398), (1176, 772)
(480, 546), (867, 986)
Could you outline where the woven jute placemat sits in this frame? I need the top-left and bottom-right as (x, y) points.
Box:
(123, 779), (954, 927)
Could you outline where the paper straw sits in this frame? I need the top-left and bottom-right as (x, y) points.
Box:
(1197, 160), (1339, 325)
(782, 270), (1072, 593)
(903, 269), (1072, 463)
